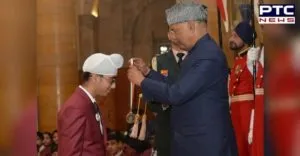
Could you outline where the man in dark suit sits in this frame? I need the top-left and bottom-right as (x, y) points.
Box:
(58, 53), (123, 156)
(128, 2), (237, 156)
(148, 33), (186, 156)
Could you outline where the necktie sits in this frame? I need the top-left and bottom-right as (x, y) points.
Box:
(176, 53), (184, 67)
(93, 102), (104, 135)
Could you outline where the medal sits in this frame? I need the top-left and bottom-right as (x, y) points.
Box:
(126, 112), (135, 124)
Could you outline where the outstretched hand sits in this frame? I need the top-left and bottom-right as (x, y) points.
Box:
(127, 65), (145, 86)
(129, 58), (150, 76)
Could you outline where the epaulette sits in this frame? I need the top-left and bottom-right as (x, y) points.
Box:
(151, 56), (157, 71)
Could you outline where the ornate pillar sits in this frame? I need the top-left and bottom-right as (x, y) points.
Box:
(37, 0), (79, 131)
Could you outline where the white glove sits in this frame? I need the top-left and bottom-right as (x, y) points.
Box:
(247, 47), (260, 62)
(247, 47), (261, 76)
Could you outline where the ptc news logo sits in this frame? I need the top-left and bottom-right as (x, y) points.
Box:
(259, 4), (295, 24)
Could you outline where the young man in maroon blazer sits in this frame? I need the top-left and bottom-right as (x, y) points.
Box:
(58, 53), (123, 156)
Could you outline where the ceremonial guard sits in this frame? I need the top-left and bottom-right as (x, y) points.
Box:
(267, 7), (300, 154)
(228, 21), (256, 156)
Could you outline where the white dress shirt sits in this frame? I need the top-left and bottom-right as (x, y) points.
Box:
(172, 49), (187, 62)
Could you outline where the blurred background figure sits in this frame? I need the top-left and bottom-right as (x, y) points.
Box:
(266, 0), (300, 156)
(51, 130), (58, 155)
(52, 130), (58, 145)
(37, 132), (44, 152)
(106, 130), (136, 156)
(39, 132), (53, 156)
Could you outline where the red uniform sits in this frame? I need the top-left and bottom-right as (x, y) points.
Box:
(229, 54), (254, 156)
(250, 61), (264, 156)
(268, 50), (300, 156)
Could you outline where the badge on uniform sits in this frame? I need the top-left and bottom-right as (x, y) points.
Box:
(160, 69), (168, 77)
(95, 113), (101, 122)
(235, 65), (241, 75)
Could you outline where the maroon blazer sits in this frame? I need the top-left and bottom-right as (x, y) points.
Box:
(58, 87), (107, 156)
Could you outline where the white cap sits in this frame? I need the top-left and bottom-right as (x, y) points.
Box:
(82, 53), (124, 76)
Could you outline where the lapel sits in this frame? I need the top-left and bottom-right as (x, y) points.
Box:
(76, 87), (92, 103)
(76, 87), (107, 142)
(180, 34), (211, 72)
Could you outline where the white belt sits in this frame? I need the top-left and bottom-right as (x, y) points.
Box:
(248, 88), (264, 145)
(255, 88), (264, 95)
(230, 94), (254, 103)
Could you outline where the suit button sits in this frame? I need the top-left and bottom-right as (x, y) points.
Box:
(236, 78), (238, 81)
(257, 85), (260, 88)
(240, 69), (243, 72)
(260, 75), (263, 78)
(233, 86), (236, 89)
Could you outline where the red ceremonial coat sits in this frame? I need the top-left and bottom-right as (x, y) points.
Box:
(268, 51), (300, 156)
(229, 54), (254, 156)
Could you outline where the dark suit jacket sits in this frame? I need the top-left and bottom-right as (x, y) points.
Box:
(141, 34), (237, 156)
(148, 51), (179, 156)
(58, 87), (106, 156)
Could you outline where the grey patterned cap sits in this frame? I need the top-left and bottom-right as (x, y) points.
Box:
(165, 2), (208, 25)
